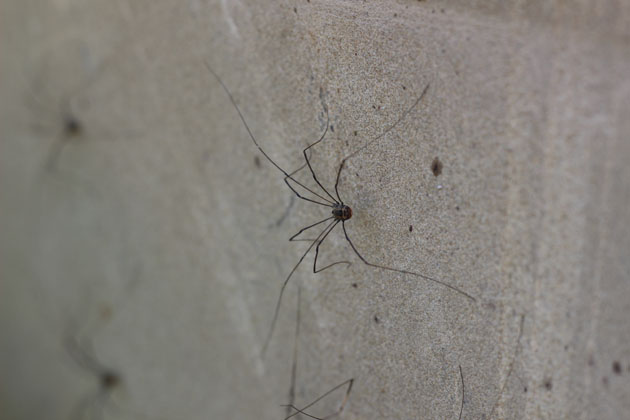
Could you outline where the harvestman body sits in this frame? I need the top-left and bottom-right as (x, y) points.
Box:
(205, 63), (476, 354)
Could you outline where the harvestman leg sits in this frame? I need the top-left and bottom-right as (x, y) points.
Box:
(312, 220), (351, 273)
(487, 314), (526, 420)
(286, 284), (302, 418)
(331, 146), (476, 301)
(283, 119), (337, 207)
(206, 62), (336, 208)
(340, 221), (475, 301)
(289, 217), (335, 242)
(273, 151), (319, 228)
(64, 334), (107, 376)
(263, 219), (351, 355)
(283, 365), (462, 420)
(64, 333), (122, 420)
(284, 151), (335, 209)
(458, 364), (465, 420)
(300, 105), (339, 204)
(286, 272), (350, 420)
(282, 379), (354, 420)
(262, 218), (339, 355)
(283, 177), (336, 208)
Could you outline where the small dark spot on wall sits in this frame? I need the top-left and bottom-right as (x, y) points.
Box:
(612, 361), (622, 375)
(455, 205), (460, 211)
(374, 315), (380, 323)
(372, 105), (376, 110)
(254, 155), (261, 168)
(441, 8), (445, 13)
(99, 303), (113, 321)
(483, 301), (497, 311)
(523, 386), (528, 393)
(294, 7), (297, 13)
(353, 130), (358, 136)
(602, 376), (609, 387)
(351, 282), (358, 288)
(330, 124), (334, 132)
(543, 378), (552, 390)
(409, 225), (413, 232)
(393, 13), (397, 17)
(431, 157), (443, 176)
(564, 345), (569, 351)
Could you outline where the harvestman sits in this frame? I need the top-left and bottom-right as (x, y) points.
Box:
(60, 275), (164, 420)
(21, 70), (88, 174)
(205, 63), (476, 354)
(64, 332), (124, 420)
(64, 331), (170, 420)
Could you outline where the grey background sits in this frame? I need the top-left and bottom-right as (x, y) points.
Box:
(1, 1), (629, 419)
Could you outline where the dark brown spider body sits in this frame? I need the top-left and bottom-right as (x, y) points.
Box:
(332, 203), (352, 221)
(63, 114), (82, 137)
(100, 370), (121, 389)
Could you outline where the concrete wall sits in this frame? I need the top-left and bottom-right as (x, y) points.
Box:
(1, 1), (629, 419)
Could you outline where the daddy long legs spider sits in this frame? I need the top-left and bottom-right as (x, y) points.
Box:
(205, 63), (477, 356)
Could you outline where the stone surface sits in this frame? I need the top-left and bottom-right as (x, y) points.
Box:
(1, 1), (629, 419)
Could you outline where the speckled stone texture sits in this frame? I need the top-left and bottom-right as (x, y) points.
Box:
(1, 1), (629, 419)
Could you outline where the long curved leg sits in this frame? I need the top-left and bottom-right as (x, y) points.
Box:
(206, 62), (336, 206)
(486, 314), (526, 420)
(333, 158), (346, 204)
(284, 147), (334, 207)
(313, 221), (351, 273)
(286, 285), (302, 418)
(458, 365), (465, 420)
(45, 130), (75, 173)
(261, 219), (338, 356)
(271, 154), (319, 228)
(283, 406), (323, 420)
(340, 222), (476, 302)
(64, 333), (105, 376)
(283, 147), (336, 208)
(284, 176), (335, 207)
(333, 84), (431, 203)
(342, 84), (430, 163)
(301, 105), (339, 204)
(290, 217), (335, 242)
(282, 379), (354, 420)
(269, 195), (297, 228)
